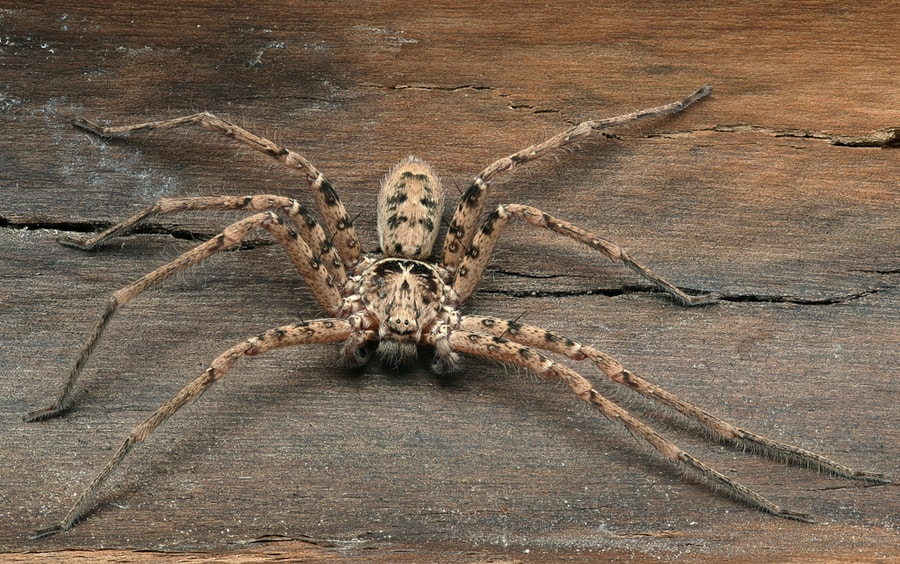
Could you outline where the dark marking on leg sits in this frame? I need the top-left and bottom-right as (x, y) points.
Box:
(480, 210), (500, 236)
(336, 214), (353, 230)
(460, 183), (481, 208)
(319, 179), (341, 206)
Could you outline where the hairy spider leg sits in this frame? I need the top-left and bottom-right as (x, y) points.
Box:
(29, 318), (358, 539)
(59, 194), (347, 289)
(460, 315), (890, 483)
(25, 212), (340, 422)
(430, 326), (814, 522)
(259, 213), (345, 314)
(441, 85), (712, 271)
(73, 113), (362, 268)
(452, 203), (714, 305)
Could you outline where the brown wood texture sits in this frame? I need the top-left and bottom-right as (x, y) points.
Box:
(2, 2), (897, 562)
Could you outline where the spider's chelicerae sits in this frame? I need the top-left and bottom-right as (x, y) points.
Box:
(27, 85), (889, 538)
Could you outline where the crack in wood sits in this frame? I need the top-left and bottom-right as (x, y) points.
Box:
(689, 125), (900, 148)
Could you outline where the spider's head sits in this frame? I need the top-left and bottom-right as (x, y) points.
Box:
(359, 258), (450, 366)
(377, 156), (445, 260)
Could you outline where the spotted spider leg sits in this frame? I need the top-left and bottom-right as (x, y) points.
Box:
(441, 85), (712, 271)
(432, 325), (820, 522)
(29, 318), (361, 539)
(73, 113), (362, 268)
(25, 211), (343, 422)
(459, 316), (890, 483)
(59, 194), (347, 290)
(452, 203), (713, 305)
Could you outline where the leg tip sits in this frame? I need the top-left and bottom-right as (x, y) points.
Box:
(28, 525), (65, 540)
(71, 116), (94, 130)
(71, 116), (111, 137)
(854, 470), (892, 484)
(57, 235), (96, 250)
(678, 292), (720, 307)
(24, 405), (66, 422)
(778, 509), (816, 523)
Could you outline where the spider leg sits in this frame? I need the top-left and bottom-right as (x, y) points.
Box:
(259, 213), (345, 314)
(29, 318), (359, 539)
(428, 326), (814, 522)
(460, 315), (890, 484)
(452, 203), (714, 305)
(61, 194), (347, 288)
(25, 212), (342, 422)
(73, 113), (362, 268)
(441, 85), (711, 270)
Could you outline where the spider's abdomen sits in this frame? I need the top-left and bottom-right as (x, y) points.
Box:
(377, 156), (444, 260)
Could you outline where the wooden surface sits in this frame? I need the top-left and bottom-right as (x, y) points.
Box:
(1, 2), (897, 562)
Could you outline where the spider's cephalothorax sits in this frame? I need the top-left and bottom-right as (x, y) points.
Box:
(357, 257), (457, 368)
(26, 86), (889, 539)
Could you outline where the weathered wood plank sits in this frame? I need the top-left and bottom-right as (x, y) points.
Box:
(2, 1), (897, 561)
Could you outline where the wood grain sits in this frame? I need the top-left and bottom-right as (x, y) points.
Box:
(2, 2), (897, 562)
